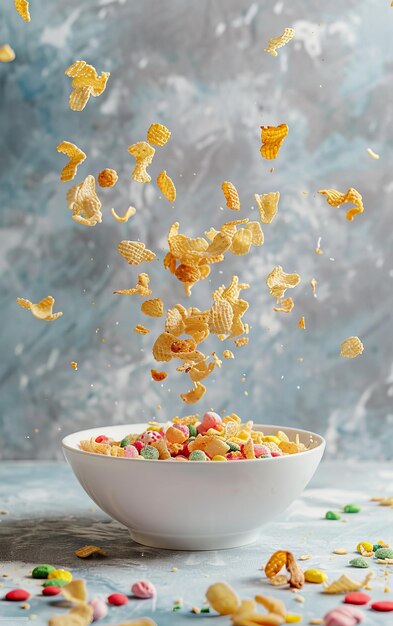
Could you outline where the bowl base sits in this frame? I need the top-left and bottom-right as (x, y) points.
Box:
(128, 528), (260, 551)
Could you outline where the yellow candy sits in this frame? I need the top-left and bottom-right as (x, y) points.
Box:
(286, 615), (302, 624)
(263, 435), (281, 445)
(357, 542), (373, 553)
(212, 455), (227, 461)
(47, 569), (73, 583)
(304, 569), (328, 584)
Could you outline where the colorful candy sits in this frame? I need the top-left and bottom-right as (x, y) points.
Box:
(323, 605), (364, 625)
(32, 564), (55, 579)
(325, 511), (341, 520)
(374, 547), (393, 559)
(371, 601), (393, 612)
(42, 586), (62, 596)
(344, 592), (370, 605)
(343, 504), (361, 514)
(47, 569), (73, 583)
(356, 542), (373, 553)
(107, 592), (129, 606)
(189, 450), (207, 461)
(5, 589), (31, 601)
(89, 596), (108, 620)
(349, 558), (369, 568)
(131, 580), (156, 599)
(42, 578), (68, 588)
(140, 445), (159, 460)
(304, 569), (328, 584)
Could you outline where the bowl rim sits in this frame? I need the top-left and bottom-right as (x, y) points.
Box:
(62, 422), (326, 465)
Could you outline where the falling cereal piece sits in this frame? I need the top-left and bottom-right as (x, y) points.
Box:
(180, 381), (206, 404)
(222, 350), (234, 359)
(97, 168), (118, 188)
(62, 579), (88, 603)
(323, 573), (373, 594)
(266, 266), (301, 301)
(298, 316), (306, 329)
(367, 148), (380, 160)
(65, 60), (110, 112)
(0, 44), (16, 62)
(16, 296), (63, 321)
(264, 27), (295, 56)
(128, 141), (155, 183)
(151, 369), (167, 382)
(134, 324), (150, 335)
(254, 191), (279, 224)
(315, 237), (323, 255)
(340, 336), (364, 359)
(70, 361), (78, 371)
(74, 546), (107, 559)
(273, 297), (294, 313)
(318, 187), (364, 221)
(234, 337), (249, 347)
(157, 170), (176, 202)
(260, 124), (288, 160)
(118, 241), (156, 265)
(57, 141), (86, 182)
(114, 273), (152, 297)
(49, 603), (93, 626)
(111, 206), (136, 223)
(67, 175), (102, 226)
(14, 0), (30, 21)
(141, 298), (164, 318)
(310, 278), (317, 298)
(222, 182), (240, 211)
(147, 123), (171, 146)
(230, 228), (253, 255)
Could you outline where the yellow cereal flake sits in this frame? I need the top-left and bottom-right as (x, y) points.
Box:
(324, 573), (373, 594)
(234, 337), (249, 347)
(260, 124), (288, 160)
(340, 336), (364, 359)
(222, 181), (240, 211)
(133, 324), (150, 335)
(147, 123), (171, 146)
(118, 240), (156, 264)
(180, 381), (206, 404)
(74, 545), (107, 558)
(230, 228), (253, 256)
(265, 27), (295, 56)
(255, 191), (279, 224)
(222, 350), (234, 359)
(157, 170), (176, 202)
(114, 273), (152, 297)
(66, 175), (102, 227)
(16, 296), (63, 321)
(57, 141), (86, 182)
(273, 297), (294, 313)
(65, 60), (110, 111)
(98, 168), (118, 187)
(141, 298), (164, 318)
(128, 141), (155, 183)
(14, 0), (30, 21)
(298, 316), (306, 329)
(49, 604), (93, 626)
(266, 266), (301, 301)
(318, 187), (364, 221)
(111, 206), (136, 223)
(0, 44), (16, 62)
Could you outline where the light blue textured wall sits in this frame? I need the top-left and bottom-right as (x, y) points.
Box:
(1, 0), (392, 459)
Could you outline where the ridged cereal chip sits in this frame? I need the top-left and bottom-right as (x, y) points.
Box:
(147, 123), (171, 146)
(234, 337), (249, 347)
(97, 168), (118, 187)
(264, 27), (295, 57)
(141, 298), (164, 318)
(67, 175), (102, 227)
(298, 316), (306, 329)
(111, 206), (136, 223)
(57, 141), (86, 182)
(180, 381), (206, 404)
(209, 300), (234, 335)
(222, 350), (234, 359)
(133, 324), (150, 335)
(128, 142), (155, 183)
(0, 44), (16, 62)
(114, 273), (152, 297)
(151, 369), (167, 382)
(243, 438), (255, 459)
(153, 332), (178, 362)
(230, 228), (253, 255)
(340, 336), (364, 359)
(74, 545), (107, 559)
(318, 187), (364, 221)
(16, 296), (63, 321)
(266, 266), (301, 301)
(206, 582), (240, 615)
(246, 221), (264, 246)
(324, 573), (373, 594)
(69, 86), (92, 113)
(157, 170), (176, 202)
(65, 60), (110, 111)
(260, 124), (288, 160)
(14, 0), (30, 21)
(255, 192), (280, 224)
(222, 181), (240, 211)
(118, 241), (156, 264)
(273, 297), (294, 313)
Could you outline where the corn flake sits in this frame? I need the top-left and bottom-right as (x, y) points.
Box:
(67, 175), (102, 226)
(323, 573), (373, 594)
(14, 0), (30, 21)
(265, 27), (295, 57)
(114, 273), (152, 297)
(230, 228), (253, 255)
(180, 381), (206, 404)
(128, 141), (155, 183)
(141, 298), (164, 318)
(151, 369), (167, 382)
(111, 206), (136, 223)
(157, 170), (176, 202)
(49, 604), (92, 626)
(16, 296), (63, 321)
(266, 266), (301, 301)
(340, 336), (364, 359)
(118, 240), (156, 264)
(260, 124), (288, 160)
(318, 187), (364, 221)
(222, 181), (240, 211)
(234, 337), (249, 347)
(74, 545), (107, 559)
(57, 141), (86, 182)
(223, 350), (234, 359)
(147, 123), (171, 146)
(274, 297), (294, 313)
(298, 316), (306, 329)
(133, 324), (150, 335)
(255, 191), (279, 224)
(65, 60), (110, 111)
(0, 44), (16, 62)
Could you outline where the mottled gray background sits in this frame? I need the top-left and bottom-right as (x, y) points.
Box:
(1, 0), (392, 460)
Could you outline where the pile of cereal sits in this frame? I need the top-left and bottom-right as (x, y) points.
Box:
(79, 412), (308, 461)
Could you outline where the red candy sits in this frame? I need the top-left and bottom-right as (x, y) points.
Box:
(42, 586), (62, 596)
(107, 593), (129, 606)
(371, 601), (393, 612)
(95, 435), (109, 443)
(5, 589), (31, 601)
(133, 441), (145, 453)
(344, 592), (371, 605)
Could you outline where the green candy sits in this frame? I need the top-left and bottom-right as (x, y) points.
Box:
(200, 607), (210, 613)
(325, 511), (341, 520)
(349, 557), (369, 568)
(375, 548), (393, 559)
(227, 442), (240, 452)
(140, 445), (159, 460)
(189, 450), (207, 461)
(188, 425), (197, 438)
(42, 578), (68, 588)
(32, 564), (55, 579)
(120, 437), (130, 448)
(343, 504), (361, 513)
(373, 544), (383, 552)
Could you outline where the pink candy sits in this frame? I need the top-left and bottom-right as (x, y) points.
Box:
(173, 424), (189, 437)
(324, 605), (364, 626)
(197, 411), (222, 434)
(271, 450), (282, 457)
(140, 431), (162, 444)
(124, 445), (139, 458)
(253, 444), (271, 458)
(89, 597), (108, 621)
(131, 580), (156, 599)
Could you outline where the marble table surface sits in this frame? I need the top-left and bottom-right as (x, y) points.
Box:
(0, 460), (393, 625)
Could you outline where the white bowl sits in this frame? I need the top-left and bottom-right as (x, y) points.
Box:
(62, 423), (325, 550)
